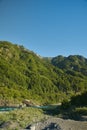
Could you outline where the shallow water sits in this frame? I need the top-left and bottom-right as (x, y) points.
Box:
(31, 105), (58, 109)
(0, 105), (58, 111)
(0, 107), (18, 111)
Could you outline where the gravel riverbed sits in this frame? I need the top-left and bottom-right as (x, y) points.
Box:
(27, 117), (87, 130)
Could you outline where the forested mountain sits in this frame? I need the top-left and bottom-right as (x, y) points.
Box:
(51, 55), (87, 76)
(0, 41), (87, 104)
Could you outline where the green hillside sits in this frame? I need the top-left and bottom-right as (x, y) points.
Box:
(51, 55), (87, 76)
(0, 41), (87, 105)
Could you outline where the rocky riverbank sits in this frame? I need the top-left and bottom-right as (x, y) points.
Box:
(0, 106), (87, 130)
(27, 117), (87, 130)
(0, 116), (87, 130)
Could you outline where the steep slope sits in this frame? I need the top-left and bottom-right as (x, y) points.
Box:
(51, 55), (87, 92)
(0, 41), (64, 104)
(0, 41), (87, 105)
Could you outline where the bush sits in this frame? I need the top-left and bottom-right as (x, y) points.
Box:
(61, 99), (71, 109)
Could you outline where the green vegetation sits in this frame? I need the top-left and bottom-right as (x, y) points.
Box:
(61, 91), (87, 108)
(0, 107), (45, 129)
(60, 91), (87, 120)
(0, 41), (87, 105)
(0, 41), (87, 130)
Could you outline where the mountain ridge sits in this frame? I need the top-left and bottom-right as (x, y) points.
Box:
(0, 41), (87, 105)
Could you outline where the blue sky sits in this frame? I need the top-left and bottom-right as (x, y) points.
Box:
(0, 0), (87, 57)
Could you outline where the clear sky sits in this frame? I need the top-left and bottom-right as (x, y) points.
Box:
(0, 0), (87, 57)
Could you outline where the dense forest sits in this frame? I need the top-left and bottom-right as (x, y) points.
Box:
(0, 41), (87, 105)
